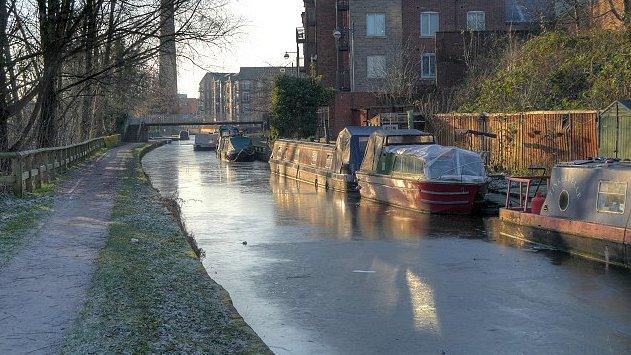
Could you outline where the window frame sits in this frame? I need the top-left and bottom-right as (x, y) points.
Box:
(421, 53), (437, 79)
(366, 13), (386, 37)
(596, 180), (627, 214)
(420, 11), (439, 38)
(466, 11), (486, 31)
(367, 55), (386, 79)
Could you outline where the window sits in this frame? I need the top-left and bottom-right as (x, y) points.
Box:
(367, 55), (386, 78)
(393, 156), (424, 175)
(240, 80), (252, 91)
(377, 153), (395, 175)
(467, 11), (486, 31)
(597, 181), (626, 214)
(367, 13), (386, 37)
(421, 53), (436, 79)
(420, 12), (439, 37)
(241, 92), (251, 102)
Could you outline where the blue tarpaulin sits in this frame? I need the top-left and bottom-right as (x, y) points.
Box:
(333, 126), (382, 174)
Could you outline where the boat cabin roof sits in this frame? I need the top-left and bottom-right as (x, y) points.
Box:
(542, 159), (631, 228)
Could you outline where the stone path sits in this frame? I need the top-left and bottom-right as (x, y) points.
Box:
(0, 144), (136, 354)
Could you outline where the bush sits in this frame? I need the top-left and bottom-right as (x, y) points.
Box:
(270, 75), (333, 139)
(457, 30), (631, 112)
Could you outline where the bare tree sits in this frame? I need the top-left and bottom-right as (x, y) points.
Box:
(0, 0), (239, 150)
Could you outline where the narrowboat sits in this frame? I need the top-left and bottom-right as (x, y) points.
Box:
(356, 130), (488, 214)
(268, 126), (382, 191)
(179, 130), (190, 141)
(495, 159), (631, 268)
(216, 125), (255, 162)
(193, 133), (219, 151)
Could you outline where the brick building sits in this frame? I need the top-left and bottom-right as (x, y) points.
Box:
(301, 0), (551, 92)
(198, 67), (287, 122)
(298, 0), (550, 135)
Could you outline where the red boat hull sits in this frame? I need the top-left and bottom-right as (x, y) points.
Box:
(356, 173), (484, 214)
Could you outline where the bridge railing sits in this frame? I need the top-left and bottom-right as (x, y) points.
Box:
(0, 134), (120, 197)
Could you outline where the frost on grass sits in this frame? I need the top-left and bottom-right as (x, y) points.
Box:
(61, 148), (269, 354)
(0, 191), (54, 265)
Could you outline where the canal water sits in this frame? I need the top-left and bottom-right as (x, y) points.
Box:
(143, 141), (631, 354)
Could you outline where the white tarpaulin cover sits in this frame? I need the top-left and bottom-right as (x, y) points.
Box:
(384, 144), (487, 183)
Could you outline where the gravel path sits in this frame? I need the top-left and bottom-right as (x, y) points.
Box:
(0, 144), (136, 354)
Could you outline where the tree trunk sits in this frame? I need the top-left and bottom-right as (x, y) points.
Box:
(80, 0), (97, 140)
(38, 58), (59, 148)
(0, 0), (9, 152)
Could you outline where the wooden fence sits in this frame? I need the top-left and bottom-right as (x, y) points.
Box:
(428, 111), (598, 173)
(0, 134), (120, 196)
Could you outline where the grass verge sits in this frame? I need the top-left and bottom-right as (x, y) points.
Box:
(61, 145), (270, 354)
(0, 182), (55, 266)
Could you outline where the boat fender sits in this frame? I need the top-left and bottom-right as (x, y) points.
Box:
(531, 192), (545, 215)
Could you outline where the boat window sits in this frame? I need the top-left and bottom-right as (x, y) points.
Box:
(559, 190), (569, 211)
(386, 135), (434, 145)
(393, 155), (424, 174)
(377, 153), (395, 174)
(597, 181), (626, 214)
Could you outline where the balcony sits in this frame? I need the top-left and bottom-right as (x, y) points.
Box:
(336, 0), (349, 11)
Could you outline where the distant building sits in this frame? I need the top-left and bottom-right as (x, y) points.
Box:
(198, 67), (287, 122)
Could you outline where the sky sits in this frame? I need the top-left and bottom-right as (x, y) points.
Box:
(177, 0), (304, 98)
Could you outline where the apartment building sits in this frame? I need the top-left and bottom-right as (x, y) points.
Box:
(198, 67), (287, 122)
(300, 0), (548, 92)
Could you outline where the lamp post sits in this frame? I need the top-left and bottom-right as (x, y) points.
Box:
(284, 51), (300, 77)
(332, 30), (341, 90)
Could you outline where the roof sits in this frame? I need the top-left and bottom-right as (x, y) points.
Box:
(341, 126), (382, 136)
(601, 99), (631, 114)
(236, 67), (287, 80)
(617, 100), (631, 109)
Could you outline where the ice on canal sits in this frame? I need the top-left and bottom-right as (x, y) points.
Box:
(142, 141), (631, 354)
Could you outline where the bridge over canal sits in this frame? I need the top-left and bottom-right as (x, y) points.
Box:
(123, 114), (266, 142)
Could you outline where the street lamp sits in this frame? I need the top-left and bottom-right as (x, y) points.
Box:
(283, 51), (299, 76)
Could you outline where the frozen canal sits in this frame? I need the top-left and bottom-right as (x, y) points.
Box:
(143, 141), (631, 354)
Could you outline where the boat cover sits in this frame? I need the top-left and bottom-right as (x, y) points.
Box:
(227, 136), (252, 151)
(333, 126), (382, 174)
(384, 144), (487, 182)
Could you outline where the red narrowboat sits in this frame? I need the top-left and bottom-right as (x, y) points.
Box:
(356, 130), (488, 214)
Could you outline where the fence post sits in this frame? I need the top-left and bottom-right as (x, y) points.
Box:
(12, 156), (23, 197)
(24, 155), (33, 192)
(34, 153), (42, 190)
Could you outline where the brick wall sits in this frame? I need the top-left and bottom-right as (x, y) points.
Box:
(350, 0), (403, 92)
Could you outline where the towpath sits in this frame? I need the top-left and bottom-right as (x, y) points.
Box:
(0, 144), (136, 354)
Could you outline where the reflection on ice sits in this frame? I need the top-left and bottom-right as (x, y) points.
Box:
(406, 269), (440, 334)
